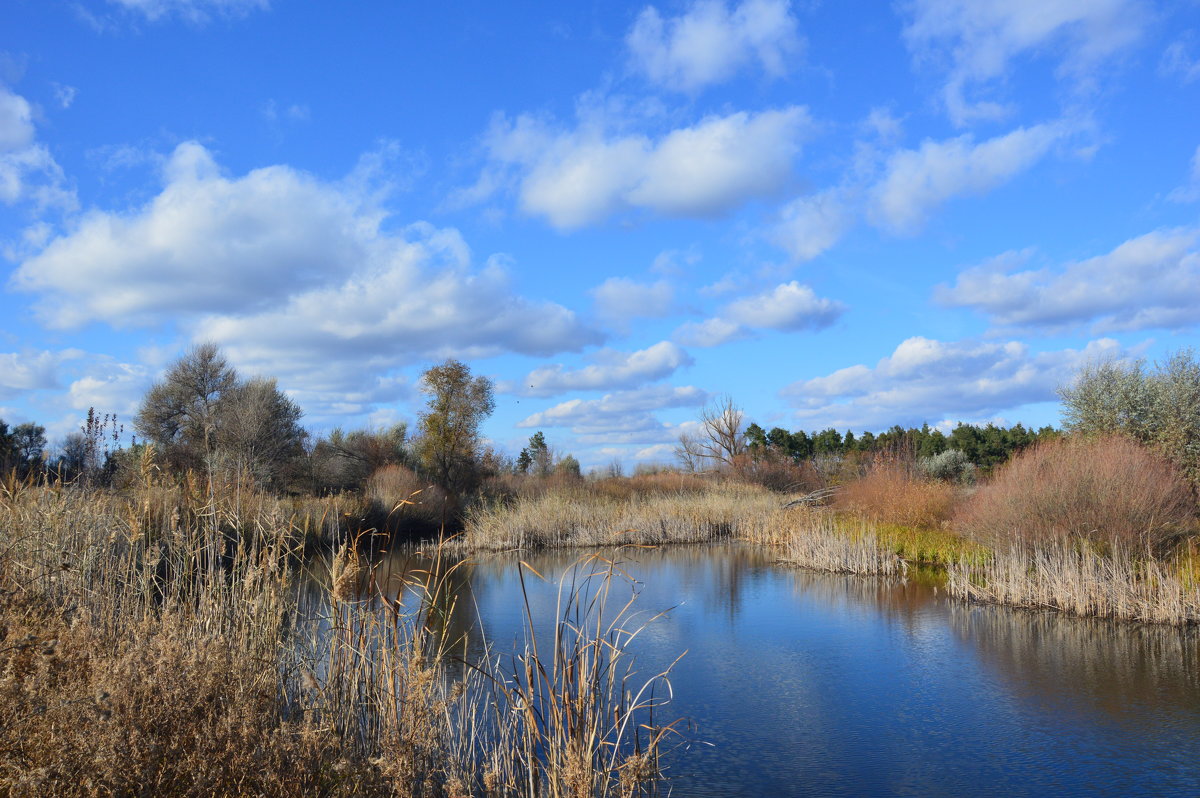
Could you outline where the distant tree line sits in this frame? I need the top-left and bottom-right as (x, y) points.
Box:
(744, 420), (1059, 472)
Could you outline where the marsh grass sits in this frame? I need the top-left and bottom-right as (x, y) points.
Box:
(464, 475), (1199, 624)
(946, 541), (1200, 624)
(0, 478), (678, 796)
(464, 483), (782, 550)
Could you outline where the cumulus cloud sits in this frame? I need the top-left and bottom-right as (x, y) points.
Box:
(107, 0), (269, 23)
(517, 384), (708, 445)
(0, 349), (83, 400)
(626, 0), (802, 92)
(479, 105), (811, 228)
(937, 228), (1200, 333)
(724, 281), (845, 330)
(15, 142), (378, 327)
(870, 121), (1069, 233)
(0, 85), (74, 212)
(674, 281), (844, 347)
(901, 0), (1146, 125)
(782, 335), (1125, 429)
(673, 317), (746, 348)
(66, 360), (152, 417)
(590, 277), (674, 325)
(14, 142), (601, 407)
(512, 341), (693, 397)
(0, 349), (147, 441)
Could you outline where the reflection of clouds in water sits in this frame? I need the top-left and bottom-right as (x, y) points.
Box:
(296, 543), (1200, 796)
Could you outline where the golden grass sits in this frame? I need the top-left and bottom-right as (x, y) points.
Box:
(464, 478), (1199, 624)
(946, 541), (1200, 624)
(464, 482), (782, 550)
(0, 479), (677, 797)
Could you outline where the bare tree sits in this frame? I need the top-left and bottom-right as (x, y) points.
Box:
(697, 395), (747, 471)
(217, 376), (306, 488)
(674, 431), (703, 472)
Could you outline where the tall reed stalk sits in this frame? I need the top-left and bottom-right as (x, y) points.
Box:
(0, 479), (679, 796)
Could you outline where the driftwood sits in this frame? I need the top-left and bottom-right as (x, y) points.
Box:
(781, 487), (838, 509)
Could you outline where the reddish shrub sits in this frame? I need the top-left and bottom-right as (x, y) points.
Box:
(955, 435), (1197, 552)
(835, 462), (957, 528)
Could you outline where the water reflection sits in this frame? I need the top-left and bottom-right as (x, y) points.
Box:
(300, 543), (1200, 797)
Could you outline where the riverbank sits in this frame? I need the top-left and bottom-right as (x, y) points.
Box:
(461, 481), (1199, 625)
(0, 480), (673, 797)
(2, 474), (1197, 795)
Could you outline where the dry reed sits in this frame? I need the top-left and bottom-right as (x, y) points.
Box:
(0, 478), (678, 796)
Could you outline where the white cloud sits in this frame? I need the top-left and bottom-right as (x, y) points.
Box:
(262, 99), (311, 124)
(673, 317), (746, 348)
(626, 0), (802, 92)
(0, 85), (74, 212)
(937, 228), (1200, 333)
(14, 142), (601, 411)
(52, 83), (77, 110)
(772, 188), (854, 261)
(481, 105), (811, 228)
(724, 281), (845, 330)
(1161, 35), (1200, 83)
(0, 349), (83, 399)
(0, 87), (35, 150)
(1167, 145), (1200, 203)
(591, 277), (674, 325)
(870, 121), (1069, 233)
(15, 142), (375, 327)
(517, 384), (708, 445)
(66, 360), (152, 417)
(782, 336), (1125, 429)
(192, 246), (600, 392)
(107, 0), (269, 23)
(513, 341), (693, 397)
(674, 281), (844, 347)
(901, 0), (1146, 125)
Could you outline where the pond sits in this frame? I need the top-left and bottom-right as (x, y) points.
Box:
(309, 543), (1200, 797)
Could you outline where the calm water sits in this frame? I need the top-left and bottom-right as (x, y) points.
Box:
(318, 544), (1200, 797)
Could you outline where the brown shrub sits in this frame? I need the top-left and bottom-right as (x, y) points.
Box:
(835, 461), (957, 528)
(736, 453), (825, 493)
(366, 464), (448, 532)
(956, 435), (1197, 552)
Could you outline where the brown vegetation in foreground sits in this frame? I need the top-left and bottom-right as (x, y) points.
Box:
(0, 478), (674, 797)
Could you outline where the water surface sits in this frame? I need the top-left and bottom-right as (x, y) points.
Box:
(322, 544), (1200, 797)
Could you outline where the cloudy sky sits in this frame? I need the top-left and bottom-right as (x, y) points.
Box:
(3, 0), (1200, 468)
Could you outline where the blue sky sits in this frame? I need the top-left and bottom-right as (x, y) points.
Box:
(2, 0), (1200, 468)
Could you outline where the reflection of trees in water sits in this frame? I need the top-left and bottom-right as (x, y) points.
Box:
(463, 544), (783, 621)
(785, 568), (944, 638)
(365, 548), (482, 661)
(948, 603), (1200, 718)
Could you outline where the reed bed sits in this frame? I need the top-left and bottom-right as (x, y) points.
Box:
(464, 484), (784, 550)
(465, 478), (1199, 624)
(0, 480), (677, 796)
(946, 542), (1200, 624)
